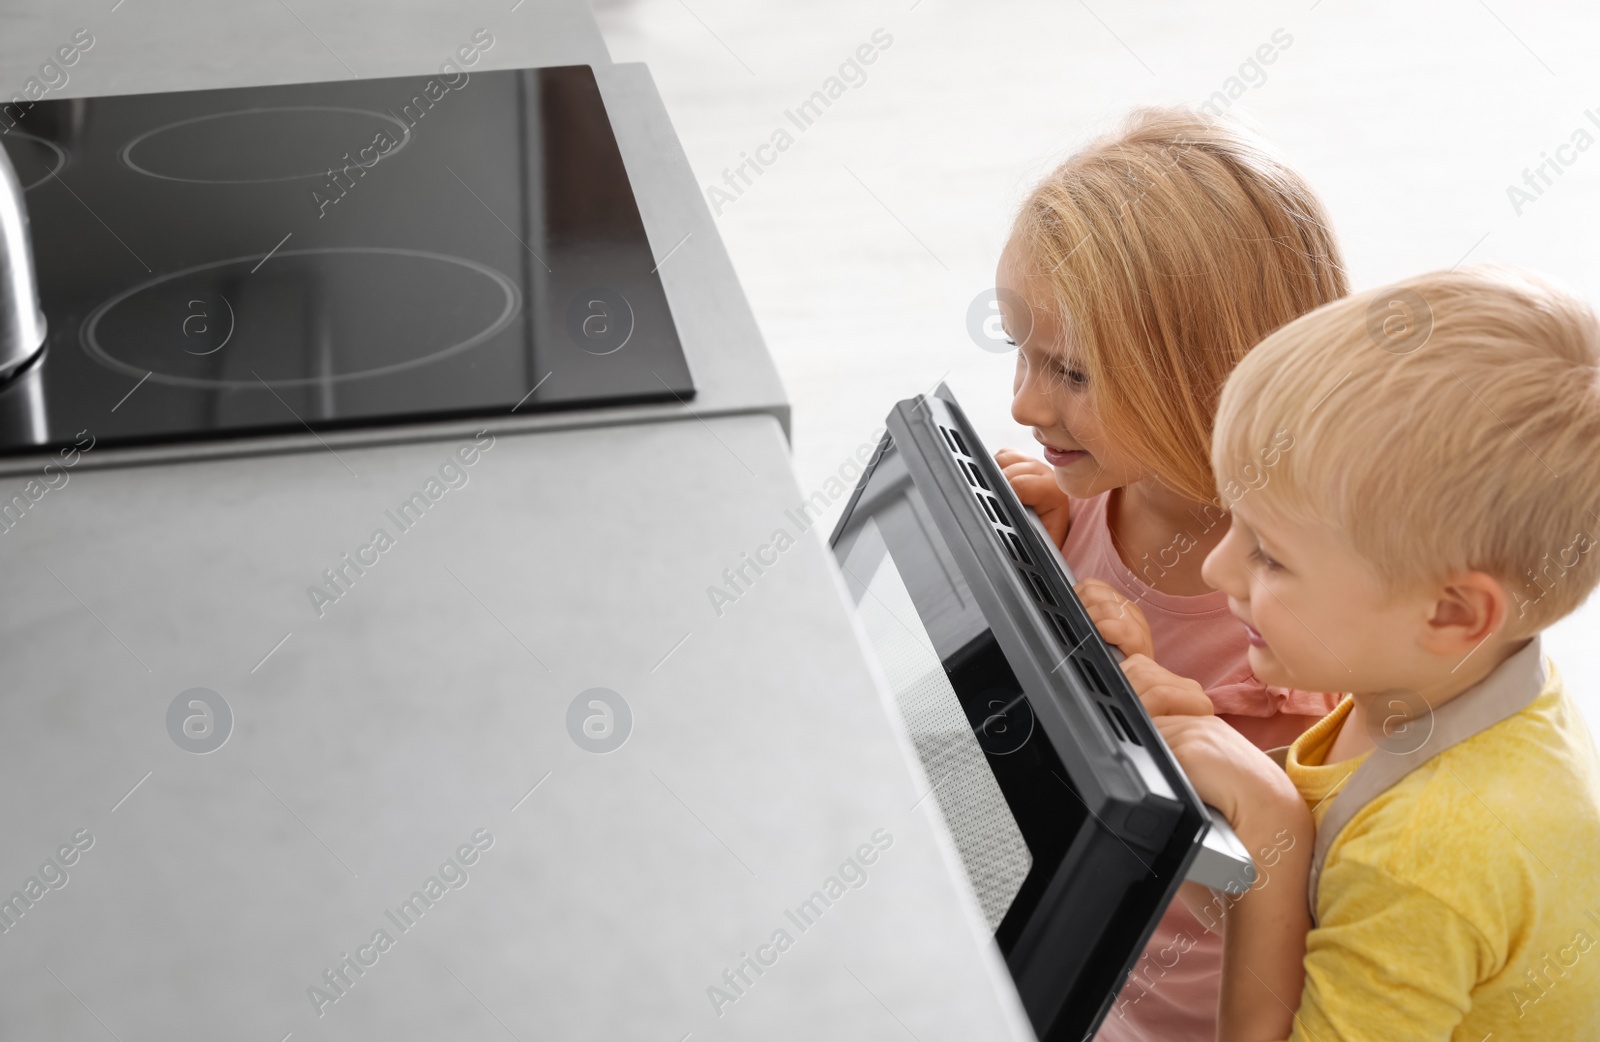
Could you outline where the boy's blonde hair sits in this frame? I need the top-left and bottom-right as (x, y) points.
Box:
(1214, 266), (1600, 633)
(1011, 106), (1348, 504)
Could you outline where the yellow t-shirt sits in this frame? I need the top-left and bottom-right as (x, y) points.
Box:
(1280, 657), (1600, 1041)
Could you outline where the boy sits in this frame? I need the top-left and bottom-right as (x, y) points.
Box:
(1124, 266), (1600, 1040)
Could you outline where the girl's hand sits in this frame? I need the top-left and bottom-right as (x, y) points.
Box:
(994, 447), (1071, 549)
(1076, 578), (1154, 660)
(1119, 654), (1213, 717)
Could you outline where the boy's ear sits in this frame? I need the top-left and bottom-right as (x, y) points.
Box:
(1420, 571), (1510, 657)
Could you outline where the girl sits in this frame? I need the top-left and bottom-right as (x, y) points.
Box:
(992, 106), (1347, 1042)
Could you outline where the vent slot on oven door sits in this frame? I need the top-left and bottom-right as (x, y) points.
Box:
(936, 421), (1147, 756)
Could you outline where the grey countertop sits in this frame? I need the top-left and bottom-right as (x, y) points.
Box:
(0, 414), (1034, 1040)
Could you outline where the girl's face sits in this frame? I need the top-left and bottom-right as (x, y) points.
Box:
(997, 241), (1147, 499)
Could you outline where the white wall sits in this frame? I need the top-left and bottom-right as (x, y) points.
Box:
(598, 0), (1600, 726)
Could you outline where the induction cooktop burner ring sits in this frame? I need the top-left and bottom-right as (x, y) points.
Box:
(119, 106), (413, 185)
(80, 246), (522, 390)
(3, 129), (67, 191)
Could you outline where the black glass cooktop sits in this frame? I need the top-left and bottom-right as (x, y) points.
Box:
(0, 64), (693, 457)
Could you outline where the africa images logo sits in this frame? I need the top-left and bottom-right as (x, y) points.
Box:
(166, 688), (233, 754)
(566, 688), (632, 754)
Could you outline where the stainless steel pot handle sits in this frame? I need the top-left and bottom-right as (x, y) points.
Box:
(0, 138), (48, 380)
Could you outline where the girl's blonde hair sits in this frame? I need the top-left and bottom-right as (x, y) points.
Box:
(1010, 106), (1348, 503)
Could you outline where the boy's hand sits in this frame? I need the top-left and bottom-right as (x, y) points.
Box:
(1153, 715), (1302, 840)
(1076, 578), (1154, 660)
(994, 447), (1071, 549)
(1157, 715), (1314, 1042)
(1119, 653), (1213, 717)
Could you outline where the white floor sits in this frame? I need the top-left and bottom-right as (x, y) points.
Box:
(595, 0), (1600, 724)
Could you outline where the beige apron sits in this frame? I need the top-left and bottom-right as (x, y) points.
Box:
(1267, 636), (1546, 925)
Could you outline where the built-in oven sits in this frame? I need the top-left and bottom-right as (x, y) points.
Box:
(829, 383), (1254, 1041)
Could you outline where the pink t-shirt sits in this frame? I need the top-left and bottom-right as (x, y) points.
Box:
(1060, 490), (1340, 1042)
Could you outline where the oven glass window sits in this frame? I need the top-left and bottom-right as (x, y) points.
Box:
(845, 515), (1032, 931)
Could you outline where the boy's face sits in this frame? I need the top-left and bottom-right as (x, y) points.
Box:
(1201, 497), (1443, 696)
(996, 243), (1147, 499)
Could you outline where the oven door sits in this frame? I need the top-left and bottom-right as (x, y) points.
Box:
(833, 438), (1179, 1041)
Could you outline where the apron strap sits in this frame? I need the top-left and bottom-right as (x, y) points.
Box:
(1304, 636), (1547, 924)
